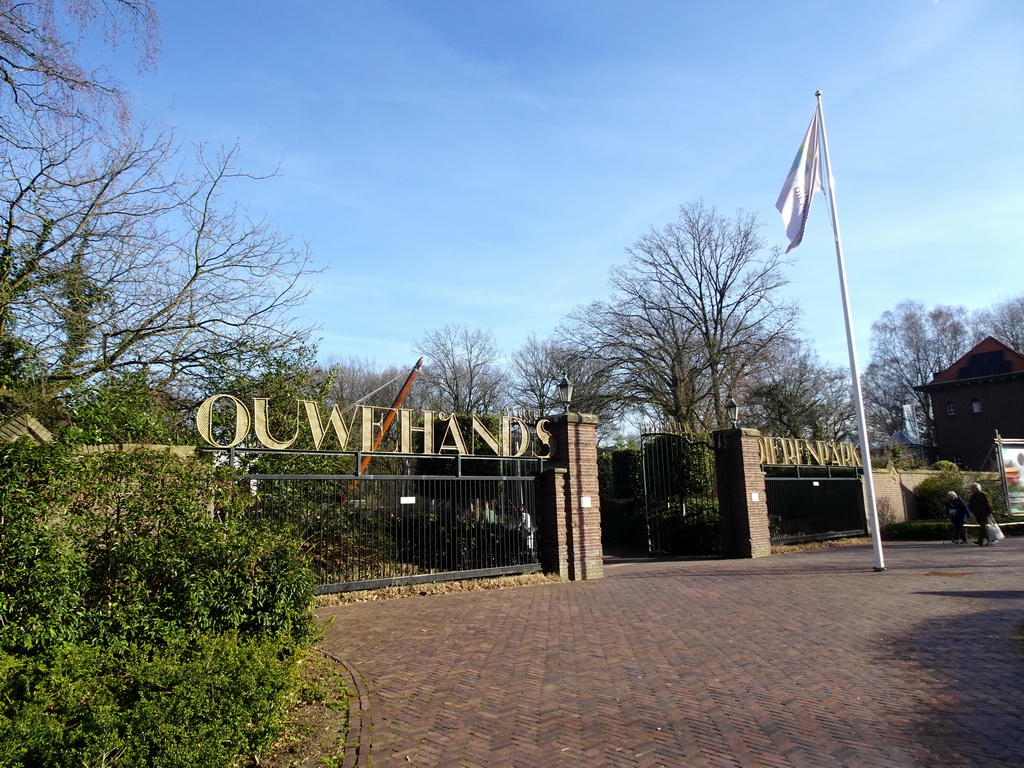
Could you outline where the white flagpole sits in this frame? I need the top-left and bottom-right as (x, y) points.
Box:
(815, 90), (886, 571)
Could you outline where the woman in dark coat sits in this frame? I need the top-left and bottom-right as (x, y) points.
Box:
(946, 491), (970, 544)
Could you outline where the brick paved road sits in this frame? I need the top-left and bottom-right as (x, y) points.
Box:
(318, 540), (1024, 767)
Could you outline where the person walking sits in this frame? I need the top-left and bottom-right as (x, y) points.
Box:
(946, 491), (970, 543)
(969, 482), (995, 546)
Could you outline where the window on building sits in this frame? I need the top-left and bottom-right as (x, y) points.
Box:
(971, 398), (982, 414)
(953, 454), (964, 467)
(946, 401), (956, 417)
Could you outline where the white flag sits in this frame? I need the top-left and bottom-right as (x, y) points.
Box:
(902, 403), (920, 442)
(776, 107), (823, 252)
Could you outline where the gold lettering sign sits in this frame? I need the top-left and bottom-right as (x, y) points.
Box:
(399, 408), (433, 453)
(756, 436), (862, 467)
(501, 415), (533, 457)
(253, 398), (299, 450)
(195, 395), (554, 459)
(196, 394), (250, 448)
(436, 412), (469, 454)
(534, 418), (554, 458)
(302, 400), (352, 450)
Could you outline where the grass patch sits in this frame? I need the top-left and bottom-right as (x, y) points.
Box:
(257, 650), (350, 767)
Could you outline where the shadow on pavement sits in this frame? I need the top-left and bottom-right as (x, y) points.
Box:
(884, 604), (1024, 767)
(915, 590), (1024, 600)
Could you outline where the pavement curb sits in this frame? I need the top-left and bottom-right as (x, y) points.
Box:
(320, 651), (372, 768)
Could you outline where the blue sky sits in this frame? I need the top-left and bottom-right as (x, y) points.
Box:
(103, 0), (1024, 371)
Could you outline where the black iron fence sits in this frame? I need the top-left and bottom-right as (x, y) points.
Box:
(764, 467), (866, 543)
(209, 449), (542, 592)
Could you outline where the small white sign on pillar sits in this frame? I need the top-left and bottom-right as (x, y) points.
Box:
(751, 492), (759, 502)
(580, 496), (592, 508)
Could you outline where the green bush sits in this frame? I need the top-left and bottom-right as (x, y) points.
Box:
(912, 467), (967, 519)
(0, 635), (296, 768)
(600, 498), (648, 549)
(0, 443), (316, 653)
(882, 519), (954, 540)
(611, 448), (644, 499)
(597, 452), (614, 500)
(0, 441), (318, 766)
(913, 467), (1006, 520)
(59, 371), (183, 445)
(646, 498), (722, 556)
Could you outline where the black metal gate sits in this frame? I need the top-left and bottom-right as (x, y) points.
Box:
(763, 466), (867, 543)
(640, 432), (722, 556)
(224, 449), (542, 593)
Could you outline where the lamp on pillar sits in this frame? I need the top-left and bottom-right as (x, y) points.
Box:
(726, 396), (739, 429)
(557, 375), (574, 414)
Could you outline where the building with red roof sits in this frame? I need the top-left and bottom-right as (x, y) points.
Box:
(914, 337), (1024, 469)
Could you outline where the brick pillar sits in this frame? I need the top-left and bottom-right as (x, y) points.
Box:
(712, 427), (771, 558)
(536, 413), (604, 580)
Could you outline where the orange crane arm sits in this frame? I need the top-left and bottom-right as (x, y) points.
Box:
(357, 356), (424, 475)
(342, 357), (424, 507)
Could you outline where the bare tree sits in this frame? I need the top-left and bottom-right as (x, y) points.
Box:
(563, 293), (705, 427)
(861, 359), (909, 443)
(974, 294), (1024, 354)
(862, 299), (981, 443)
(507, 333), (620, 421)
(414, 324), (504, 414)
(0, 0), (158, 128)
(323, 356), (412, 410)
(0, 2), (324, 429)
(565, 201), (799, 432)
(0, 122), (316, 406)
(741, 339), (855, 441)
(506, 334), (561, 416)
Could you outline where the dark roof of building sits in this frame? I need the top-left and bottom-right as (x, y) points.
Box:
(915, 336), (1024, 392)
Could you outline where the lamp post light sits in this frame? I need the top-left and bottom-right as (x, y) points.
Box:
(726, 396), (739, 429)
(557, 376), (574, 414)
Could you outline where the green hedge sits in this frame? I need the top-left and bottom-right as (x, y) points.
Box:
(0, 441), (318, 767)
(882, 520), (953, 540)
(0, 635), (294, 768)
(883, 519), (1024, 540)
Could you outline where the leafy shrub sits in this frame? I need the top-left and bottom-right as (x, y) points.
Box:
(645, 498), (722, 556)
(600, 498), (648, 549)
(0, 635), (296, 768)
(608, 448), (643, 499)
(59, 371), (183, 445)
(913, 467), (968, 519)
(390, 514), (533, 572)
(0, 441), (318, 765)
(600, 438), (718, 554)
(913, 467), (1006, 520)
(0, 443), (316, 653)
(597, 452), (614, 500)
(597, 448), (644, 502)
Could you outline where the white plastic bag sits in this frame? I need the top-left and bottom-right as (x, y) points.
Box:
(986, 521), (1005, 542)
